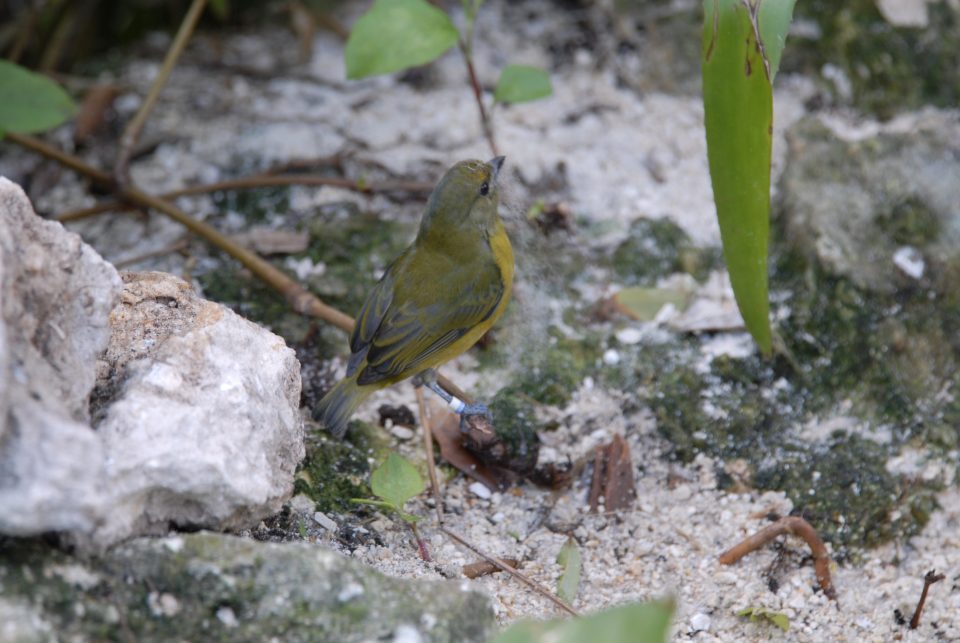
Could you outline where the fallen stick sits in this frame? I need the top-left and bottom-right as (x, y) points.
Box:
(441, 526), (579, 617)
(719, 515), (837, 601)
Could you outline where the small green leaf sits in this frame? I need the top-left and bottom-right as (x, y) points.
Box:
(614, 287), (692, 321)
(494, 64), (552, 104)
(370, 452), (425, 510)
(737, 606), (790, 632)
(556, 537), (582, 603)
(345, 0), (459, 79)
(0, 61), (76, 137)
(492, 599), (675, 643)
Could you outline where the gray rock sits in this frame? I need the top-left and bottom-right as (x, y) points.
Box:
(0, 180), (304, 546)
(0, 177), (122, 536)
(0, 533), (494, 643)
(92, 271), (305, 545)
(779, 112), (960, 295)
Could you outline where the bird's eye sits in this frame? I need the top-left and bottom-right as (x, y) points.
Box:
(479, 181), (490, 196)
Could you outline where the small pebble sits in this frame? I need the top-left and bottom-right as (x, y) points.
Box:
(288, 493), (316, 514)
(893, 245), (924, 279)
(615, 327), (643, 345)
(602, 348), (621, 365)
(690, 612), (711, 632)
(716, 571), (739, 585)
(216, 606), (238, 628)
(337, 582), (365, 602)
(490, 511), (505, 523)
(390, 425), (416, 440)
(313, 511), (338, 532)
(468, 482), (492, 499)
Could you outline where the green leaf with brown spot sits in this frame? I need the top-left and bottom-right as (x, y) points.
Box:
(701, 0), (794, 355)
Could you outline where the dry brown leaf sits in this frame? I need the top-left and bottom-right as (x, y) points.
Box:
(588, 434), (636, 513)
(432, 405), (517, 491)
(462, 558), (519, 579)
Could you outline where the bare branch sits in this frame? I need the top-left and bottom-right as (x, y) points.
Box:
(56, 174), (433, 223)
(114, 0), (208, 184)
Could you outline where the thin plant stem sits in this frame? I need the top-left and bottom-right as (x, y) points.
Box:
(114, 0), (208, 184)
(909, 570), (945, 629)
(441, 527), (579, 617)
(409, 521), (431, 562)
(458, 38), (498, 157)
(415, 387), (444, 525)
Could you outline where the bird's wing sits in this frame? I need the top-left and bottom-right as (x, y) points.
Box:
(346, 266), (395, 377)
(356, 265), (504, 385)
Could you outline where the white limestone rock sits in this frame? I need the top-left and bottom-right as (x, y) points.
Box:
(0, 177), (121, 536)
(92, 271), (304, 544)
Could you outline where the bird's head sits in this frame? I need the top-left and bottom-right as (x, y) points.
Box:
(419, 156), (505, 239)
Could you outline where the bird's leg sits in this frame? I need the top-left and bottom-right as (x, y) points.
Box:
(411, 368), (438, 389)
(415, 369), (493, 429)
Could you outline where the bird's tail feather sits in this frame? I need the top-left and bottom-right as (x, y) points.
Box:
(312, 376), (369, 438)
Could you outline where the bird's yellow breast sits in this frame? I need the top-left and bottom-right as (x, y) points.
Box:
(428, 219), (513, 366)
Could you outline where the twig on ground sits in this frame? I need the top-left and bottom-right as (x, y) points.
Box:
(441, 526), (579, 617)
(719, 515), (838, 602)
(415, 388), (444, 525)
(114, 0), (208, 185)
(7, 132), (468, 405)
(909, 569), (945, 629)
(56, 174), (433, 222)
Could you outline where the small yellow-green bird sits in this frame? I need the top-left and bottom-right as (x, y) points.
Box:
(313, 157), (513, 437)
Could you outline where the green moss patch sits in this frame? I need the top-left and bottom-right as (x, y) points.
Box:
(295, 422), (389, 514)
(612, 218), (719, 286)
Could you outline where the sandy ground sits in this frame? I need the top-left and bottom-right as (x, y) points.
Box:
(307, 362), (960, 642)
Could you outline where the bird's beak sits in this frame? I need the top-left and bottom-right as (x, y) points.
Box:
(488, 156), (506, 181)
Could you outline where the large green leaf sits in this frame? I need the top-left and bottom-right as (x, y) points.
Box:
(345, 0), (459, 79)
(0, 61), (76, 137)
(702, 0), (788, 355)
(491, 599), (674, 643)
(370, 451), (424, 510)
(494, 64), (552, 104)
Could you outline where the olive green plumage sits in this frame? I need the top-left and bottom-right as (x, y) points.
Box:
(313, 157), (514, 437)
